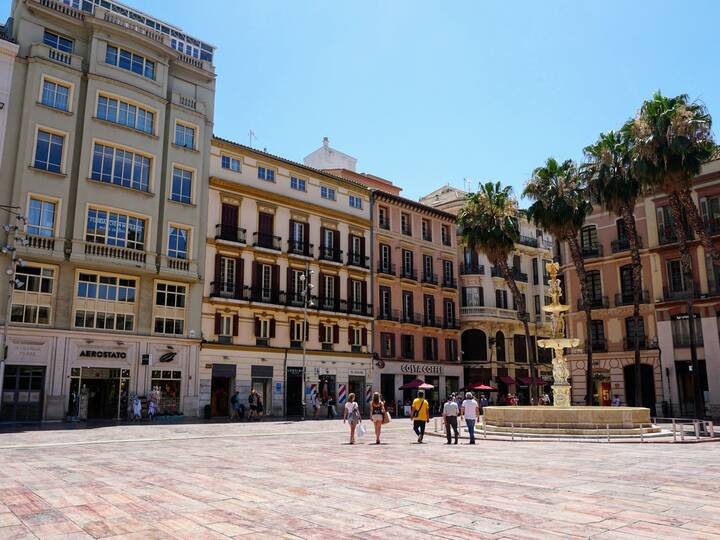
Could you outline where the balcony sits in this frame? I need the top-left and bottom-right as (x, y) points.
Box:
(581, 243), (603, 258)
(215, 224), (246, 244)
(379, 218), (390, 230)
(519, 235), (539, 248)
(491, 266), (528, 282)
(421, 272), (438, 286)
(288, 240), (313, 258)
(611, 237), (643, 253)
(84, 242), (146, 264)
(422, 233), (432, 242)
(162, 256), (194, 273)
(460, 306), (517, 320)
(377, 309), (401, 322)
(460, 263), (484, 275)
(443, 318), (461, 329)
(663, 283), (700, 302)
(591, 339), (608, 353)
(377, 262), (396, 276)
(210, 282), (249, 301)
(672, 333), (704, 348)
(347, 301), (373, 317)
(401, 225), (412, 236)
(442, 277), (457, 289)
(623, 337), (648, 350)
(24, 233), (56, 252)
(614, 290), (650, 307)
(422, 315), (441, 328)
(249, 287), (285, 305)
(442, 237), (452, 247)
(401, 312), (423, 325)
(400, 268), (418, 281)
(285, 292), (306, 308)
(252, 232), (281, 251)
(318, 245), (343, 263)
(347, 252), (369, 269)
(577, 296), (609, 310)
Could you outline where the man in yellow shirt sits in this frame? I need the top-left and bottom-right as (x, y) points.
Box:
(411, 390), (430, 443)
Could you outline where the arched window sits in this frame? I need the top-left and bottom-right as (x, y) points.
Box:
(495, 331), (505, 362)
(461, 329), (487, 362)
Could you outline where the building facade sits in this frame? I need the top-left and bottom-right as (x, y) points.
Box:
(421, 185), (555, 404)
(0, 0), (215, 421)
(201, 138), (373, 418)
(0, 24), (19, 168)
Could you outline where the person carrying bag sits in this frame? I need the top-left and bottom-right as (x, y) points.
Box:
(411, 390), (430, 443)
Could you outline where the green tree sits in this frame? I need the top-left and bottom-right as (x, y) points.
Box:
(629, 91), (717, 418)
(458, 181), (538, 403)
(524, 159), (594, 405)
(583, 130), (644, 407)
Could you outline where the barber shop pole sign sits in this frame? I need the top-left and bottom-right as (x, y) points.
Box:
(365, 385), (372, 404)
(338, 384), (347, 405)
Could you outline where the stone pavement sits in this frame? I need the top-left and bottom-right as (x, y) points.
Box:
(0, 419), (719, 539)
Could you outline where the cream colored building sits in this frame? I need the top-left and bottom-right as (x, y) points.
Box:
(0, 0), (215, 421)
(0, 25), (19, 168)
(201, 137), (373, 418)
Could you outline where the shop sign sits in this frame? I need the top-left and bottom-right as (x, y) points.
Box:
(400, 363), (442, 375)
(349, 369), (366, 376)
(79, 350), (127, 359)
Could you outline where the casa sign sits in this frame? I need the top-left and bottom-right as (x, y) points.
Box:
(400, 363), (442, 375)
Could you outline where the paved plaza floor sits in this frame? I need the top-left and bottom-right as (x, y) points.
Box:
(0, 418), (718, 539)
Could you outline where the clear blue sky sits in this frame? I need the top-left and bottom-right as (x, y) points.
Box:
(6, 0), (719, 203)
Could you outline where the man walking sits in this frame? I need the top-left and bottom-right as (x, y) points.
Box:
(411, 390), (430, 443)
(461, 392), (479, 445)
(442, 394), (459, 444)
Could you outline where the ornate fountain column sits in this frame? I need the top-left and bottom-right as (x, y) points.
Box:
(537, 262), (579, 407)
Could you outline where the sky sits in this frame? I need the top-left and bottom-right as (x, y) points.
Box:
(6, 0), (720, 204)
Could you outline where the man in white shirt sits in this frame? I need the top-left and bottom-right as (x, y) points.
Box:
(442, 394), (460, 445)
(461, 392), (480, 445)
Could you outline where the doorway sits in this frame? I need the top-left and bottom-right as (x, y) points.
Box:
(348, 375), (365, 415)
(1, 365), (45, 421)
(593, 371), (612, 406)
(675, 360), (708, 417)
(380, 374), (396, 415)
(72, 367), (129, 420)
(286, 367), (303, 417)
(210, 363), (236, 418)
(624, 364), (657, 411)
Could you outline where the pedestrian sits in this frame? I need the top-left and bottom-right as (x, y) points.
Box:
(612, 394), (621, 407)
(230, 391), (242, 421)
(411, 390), (430, 443)
(370, 392), (385, 444)
(327, 394), (337, 418)
(479, 394), (488, 414)
(248, 388), (258, 420)
(343, 392), (361, 444)
(461, 392), (479, 445)
(443, 394), (459, 444)
(256, 394), (264, 418)
(310, 391), (319, 419)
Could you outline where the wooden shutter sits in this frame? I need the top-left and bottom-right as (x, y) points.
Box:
(303, 221), (309, 246)
(235, 258), (243, 291)
(390, 334), (396, 358)
(252, 261), (258, 289)
(270, 319), (276, 338)
(347, 277), (352, 303)
(361, 327), (367, 346)
(232, 315), (239, 336)
(221, 203), (238, 228)
(333, 324), (340, 344)
(254, 317), (260, 337)
(348, 326), (353, 345)
(433, 338), (438, 360)
(289, 219), (295, 242)
(360, 235), (365, 259)
(272, 265), (279, 292)
(361, 280), (367, 309)
(334, 277), (340, 301)
(348, 233), (353, 255)
(332, 229), (340, 256)
(461, 287), (467, 307)
(214, 313), (221, 334)
(304, 321), (309, 340)
(214, 253), (222, 284)
(319, 324), (325, 343)
(259, 212), (273, 235)
(320, 226), (327, 247)
(287, 267), (293, 295)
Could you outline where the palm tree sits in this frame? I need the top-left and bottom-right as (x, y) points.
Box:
(583, 130), (644, 407)
(629, 92), (716, 419)
(524, 158), (594, 405)
(458, 181), (538, 403)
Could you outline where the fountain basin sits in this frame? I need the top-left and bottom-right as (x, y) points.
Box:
(483, 406), (660, 435)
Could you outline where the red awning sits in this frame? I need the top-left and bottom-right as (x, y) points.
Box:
(464, 383), (498, 391)
(399, 379), (435, 390)
(498, 376), (516, 385)
(517, 376), (547, 386)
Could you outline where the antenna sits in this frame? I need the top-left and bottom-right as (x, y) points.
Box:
(464, 178), (472, 192)
(248, 129), (256, 148)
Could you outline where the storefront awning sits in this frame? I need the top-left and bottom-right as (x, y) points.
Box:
(498, 376), (516, 385)
(399, 379), (435, 390)
(517, 376), (546, 385)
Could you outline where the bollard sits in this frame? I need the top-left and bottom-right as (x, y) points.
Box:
(694, 420), (701, 440)
(681, 424), (685, 442)
(708, 421), (715, 438)
(607, 424), (610, 443)
(640, 425), (644, 443)
(511, 422), (514, 441)
(672, 419), (677, 443)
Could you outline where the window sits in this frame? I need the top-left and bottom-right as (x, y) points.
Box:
(514, 334), (527, 363)
(154, 316), (184, 335)
(168, 226), (189, 259)
(41, 79), (70, 111)
(91, 143), (150, 192)
(170, 167), (193, 204)
(321, 186), (336, 200)
(323, 274), (335, 301)
(351, 235), (362, 255)
(381, 333), (394, 358)
(446, 339), (458, 362)
(43, 30), (72, 53)
(257, 318), (271, 339)
(401, 334), (414, 359)
(423, 255), (433, 277)
(495, 289), (508, 309)
(671, 314), (703, 347)
(320, 323), (334, 344)
(444, 299), (455, 324)
(257, 166), (275, 181)
(86, 208), (146, 251)
(74, 272), (136, 332)
(401, 213), (411, 235)
(462, 287), (483, 307)
(495, 331), (506, 362)
(349, 194), (362, 209)
(402, 291), (413, 319)
(105, 45), (155, 79)
(34, 130), (64, 173)
(422, 219), (431, 241)
(402, 249), (413, 274)
(260, 263), (272, 301)
(581, 226), (598, 251)
(323, 228), (335, 249)
(625, 317), (645, 348)
(97, 95), (154, 134)
(27, 197), (56, 237)
(667, 260), (685, 292)
(441, 224), (451, 245)
(11, 265), (54, 325)
(443, 260), (453, 283)
(379, 206), (389, 229)
(350, 326), (362, 347)
(587, 270), (602, 300)
(380, 244), (391, 270)
(590, 320), (605, 350)
(380, 287), (391, 318)
(532, 258), (539, 285)
(424, 295), (435, 322)
(351, 280), (363, 305)
(219, 257), (236, 294)
(290, 319), (306, 341)
(221, 155), (241, 172)
(155, 282), (186, 308)
(174, 123), (195, 149)
(219, 314), (233, 336)
(423, 337), (438, 361)
(291, 176), (306, 191)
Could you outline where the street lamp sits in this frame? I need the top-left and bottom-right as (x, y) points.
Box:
(0, 210), (27, 414)
(299, 266), (314, 420)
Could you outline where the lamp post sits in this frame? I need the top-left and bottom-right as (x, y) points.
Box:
(0, 208), (28, 415)
(299, 266), (314, 421)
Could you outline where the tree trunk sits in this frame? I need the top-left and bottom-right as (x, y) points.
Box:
(621, 205), (643, 408)
(669, 193), (705, 419)
(678, 187), (720, 268)
(565, 233), (593, 406)
(497, 258), (537, 404)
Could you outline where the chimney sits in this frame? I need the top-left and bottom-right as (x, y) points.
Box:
(322, 136), (329, 148)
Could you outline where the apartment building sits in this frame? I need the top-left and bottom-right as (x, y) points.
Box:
(559, 200), (661, 412)
(0, 25), (18, 168)
(421, 185), (555, 404)
(0, 0), (215, 421)
(201, 137), (373, 418)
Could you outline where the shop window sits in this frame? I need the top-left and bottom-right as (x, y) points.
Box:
(11, 264), (55, 325)
(150, 370), (182, 415)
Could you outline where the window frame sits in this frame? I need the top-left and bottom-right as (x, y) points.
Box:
(105, 43), (155, 80)
(167, 223), (191, 260)
(32, 126), (66, 174)
(89, 139), (152, 193)
(221, 154), (242, 172)
(84, 205), (149, 252)
(26, 194), (59, 238)
(174, 121), (197, 150)
(43, 29), (73, 53)
(11, 263), (57, 326)
(170, 164), (194, 205)
(95, 92), (156, 135)
(73, 269), (137, 332)
(257, 164), (276, 182)
(290, 175), (307, 192)
(320, 185), (336, 201)
(39, 75), (72, 112)
(349, 194), (363, 209)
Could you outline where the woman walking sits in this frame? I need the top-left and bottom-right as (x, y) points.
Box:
(370, 392), (385, 444)
(343, 392), (361, 444)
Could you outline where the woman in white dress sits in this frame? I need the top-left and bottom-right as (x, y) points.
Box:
(343, 393), (360, 444)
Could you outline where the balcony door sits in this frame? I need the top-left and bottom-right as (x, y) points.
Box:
(221, 203), (238, 229)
